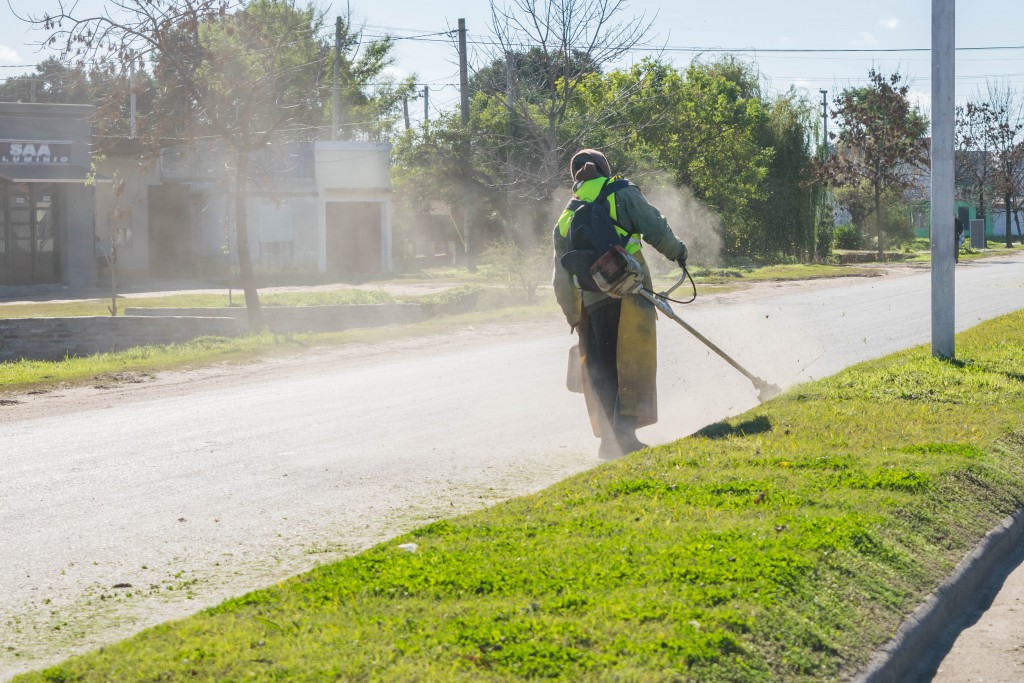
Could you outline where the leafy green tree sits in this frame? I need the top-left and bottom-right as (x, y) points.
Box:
(820, 69), (929, 260)
(673, 60), (772, 255)
(0, 57), (92, 103)
(398, 47), (821, 265)
(752, 90), (822, 261)
(573, 57), (773, 257)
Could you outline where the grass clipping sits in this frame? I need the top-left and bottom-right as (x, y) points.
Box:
(22, 313), (1024, 683)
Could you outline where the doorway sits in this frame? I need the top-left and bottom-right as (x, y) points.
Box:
(0, 182), (59, 285)
(325, 201), (382, 275)
(148, 184), (194, 277)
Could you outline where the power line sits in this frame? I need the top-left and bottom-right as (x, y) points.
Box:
(387, 30), (456, 41)
(652, 44), (1024, 55)
(364, 29), (1024, 55)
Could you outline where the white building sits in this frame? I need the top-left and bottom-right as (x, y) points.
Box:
(94, 139), (394, 285)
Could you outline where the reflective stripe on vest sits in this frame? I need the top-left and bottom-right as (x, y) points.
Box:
(557, 177), (642, 255)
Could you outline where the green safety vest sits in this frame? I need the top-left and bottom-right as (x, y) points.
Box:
(557, 176), (642, 255)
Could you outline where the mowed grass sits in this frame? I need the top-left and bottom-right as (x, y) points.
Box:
(689, 263), (875, 284)
(0, 333), (293, 390)
(16, 311), (1024, 682)
(0, 296), (555, 392)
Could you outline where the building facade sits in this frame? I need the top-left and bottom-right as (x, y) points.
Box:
(97, 140), (394, 284)
(0, 102), (96, 291)
(0, 101), (394, 295)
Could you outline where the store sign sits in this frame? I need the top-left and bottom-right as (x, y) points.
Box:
(0, 142), (72, 164)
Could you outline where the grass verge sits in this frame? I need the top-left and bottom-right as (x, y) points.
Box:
(687, 263), (875, 284)
(16, 310), (1024, 682)
(0, 299), (558, 393)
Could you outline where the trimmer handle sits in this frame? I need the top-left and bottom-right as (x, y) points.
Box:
(659, 269), (689, 298)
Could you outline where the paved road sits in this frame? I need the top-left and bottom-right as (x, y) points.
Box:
(2, 256), (1024, 680)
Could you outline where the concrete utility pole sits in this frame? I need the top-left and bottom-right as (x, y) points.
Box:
(333, 16), (342, 140)
(931, 0), (956, 359)
(458, 18), (474, 271)
(402, 95), (410, 131)
(129, 54), (137, 139)
(505, 51), (517, 241)
(423, 84), (429, 125)
(819, 89), (828, 157)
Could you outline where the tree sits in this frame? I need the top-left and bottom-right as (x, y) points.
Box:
(820, 69), (929, 260)
(570, 57), (775, 259)
(327, 13), (415, 141)
(956, 100), (994, 231)
(753, 89), (823, 261)
(397, 52), (824, 265)
(0, 57), (92, 103)
(482, 0), (655, 210)
(982, 84), (1024, 247)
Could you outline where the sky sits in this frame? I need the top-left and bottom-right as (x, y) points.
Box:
(2, 0), (1024, 123)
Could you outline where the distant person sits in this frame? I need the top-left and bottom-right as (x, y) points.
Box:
(954, 216), (965, 264)
(552, 148), (689, 459)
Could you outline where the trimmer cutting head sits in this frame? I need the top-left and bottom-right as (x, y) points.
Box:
(754, 379), (782, 403)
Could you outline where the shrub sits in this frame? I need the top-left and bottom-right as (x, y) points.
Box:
(479, 240), (551, 303)
(833, 225), (862, 250)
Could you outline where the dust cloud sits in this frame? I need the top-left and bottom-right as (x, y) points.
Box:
(642, 180), (725, 271)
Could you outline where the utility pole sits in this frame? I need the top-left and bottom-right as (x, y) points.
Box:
(819, 89), (828, 158)
(458, 18), (474, 271)
(129, 53), (137, 139)
(332, 16), (342, 140)
(931, 0), (956, 359)
(505, 50), (517, 241)
(423, 84), (429, 125)
(459, 19), (470, 126)
(402, 95), (410, 131)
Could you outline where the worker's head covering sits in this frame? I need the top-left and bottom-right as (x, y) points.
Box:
(570, 148), (611, 182)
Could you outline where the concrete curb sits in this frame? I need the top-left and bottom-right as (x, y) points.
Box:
(854, 507), (1024, 682)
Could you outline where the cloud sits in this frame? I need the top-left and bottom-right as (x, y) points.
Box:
(0, 45), (23, 65)
(880, 17), (900, 30)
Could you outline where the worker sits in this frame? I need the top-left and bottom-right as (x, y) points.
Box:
(552, 148), (689, 459)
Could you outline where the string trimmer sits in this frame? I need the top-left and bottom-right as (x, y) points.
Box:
(592, 247), (781, 403)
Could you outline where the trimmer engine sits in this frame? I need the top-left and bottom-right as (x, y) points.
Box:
(590, 246), (645, 298)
